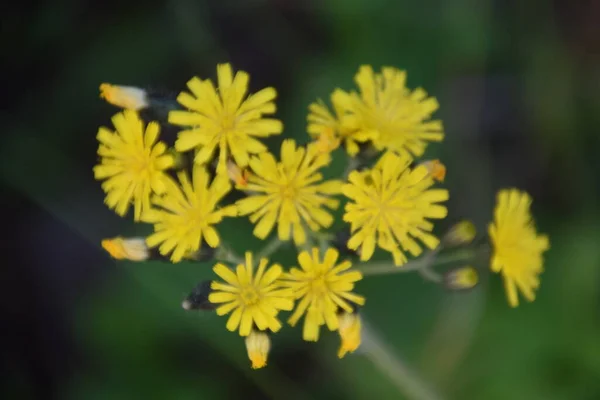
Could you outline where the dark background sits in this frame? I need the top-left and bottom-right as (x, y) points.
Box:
(2, 0), (600, 399)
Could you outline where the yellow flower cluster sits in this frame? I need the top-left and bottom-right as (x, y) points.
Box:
(95, 64), (344, 262)
(307, 66), (443, 156)
(305, 66), (450, 267)
(208, 248), (364, 368)
(95, 62), (549, 369)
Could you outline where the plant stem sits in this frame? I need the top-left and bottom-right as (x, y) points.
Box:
(361, 320), (443, 400)
(294, 221), (317, 253)
(417, 266), (443, 283)
(343, 156), (361, 179)
(214, 244), (244, 265)
(356, 249), (476, 277)
(256, 238), (286, 261)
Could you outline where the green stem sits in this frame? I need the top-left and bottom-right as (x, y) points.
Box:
(311, 230), (335, 242)
(343, 156), (361, 179)
(356, 249), (476, 277)
(306, 230), (334, 255)
(256, 238), (286, 261)
(214, 244), (244, 265)
(297, 239), (314, 254)
(361, 320), (443, 400)
(418, 266), (443, 283)
(295, 221), (317, 253)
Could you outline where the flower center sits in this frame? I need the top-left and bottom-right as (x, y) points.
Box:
(220, 114), (236, 132)
(133, 159), (150, 175)
(128, 150), (154, 177)
(280, 184), (297, 200)
(241, 287), (260, 305)
(181, 207), (209, 235)
(310, 274), (329, 295)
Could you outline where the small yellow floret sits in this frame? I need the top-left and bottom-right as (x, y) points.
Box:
(283, 248), (365, 342)
(93, 110), (174, 220)
(489, 189), (550, 307)
(343, 151), (449, 266)
(208, 252), (294, 336)
(142, 165), (237, 262)
(169, 63), (282, 174)
(236, 140), (343, 245)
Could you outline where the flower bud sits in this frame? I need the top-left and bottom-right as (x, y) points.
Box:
(443, 220), (476, 247)
(337, 311), (362, 358)
(420, 159), (446, 182)
(245, 330), (271, 369)
(101, 237), (149, 261)
(444, 266), (479, 290)
(181, 281), (216, 311)
(99, 83), (149, 110)
(227, 159), (250, 188)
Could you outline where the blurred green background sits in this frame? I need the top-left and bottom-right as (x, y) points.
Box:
(2, 0), (600, 399)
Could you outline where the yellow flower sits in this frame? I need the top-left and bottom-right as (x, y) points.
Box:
(142, 165), (237, 262)
(339, 65), (443, 157)
(93, 110), (174, 220)
(236, 139), (343, 245)
(307, 90), (370, 156)
(208, 252), (294, 336)
(337, 312), (362, 358)
(169, 63), (283, 174)
(283, 248), (365, 342)
(342, 151), (449, 266)
(489, 189), (550, 307)
(245, 330), (271, 369)
(99, 83), (149, 110)
(101, 236), (149, 261)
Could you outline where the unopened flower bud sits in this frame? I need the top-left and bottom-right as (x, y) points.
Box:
(99, 83), (149, 110)
(182, 281), (216, 311)
(337, 311), (362, 358)
(245, 330), (271, 369)
(443, 220), (476, 246)
(227, 159), (250, 188)
(444, 266), (479, 290)
(419, 159), (446, 182)
(101, 237), (149, 261)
